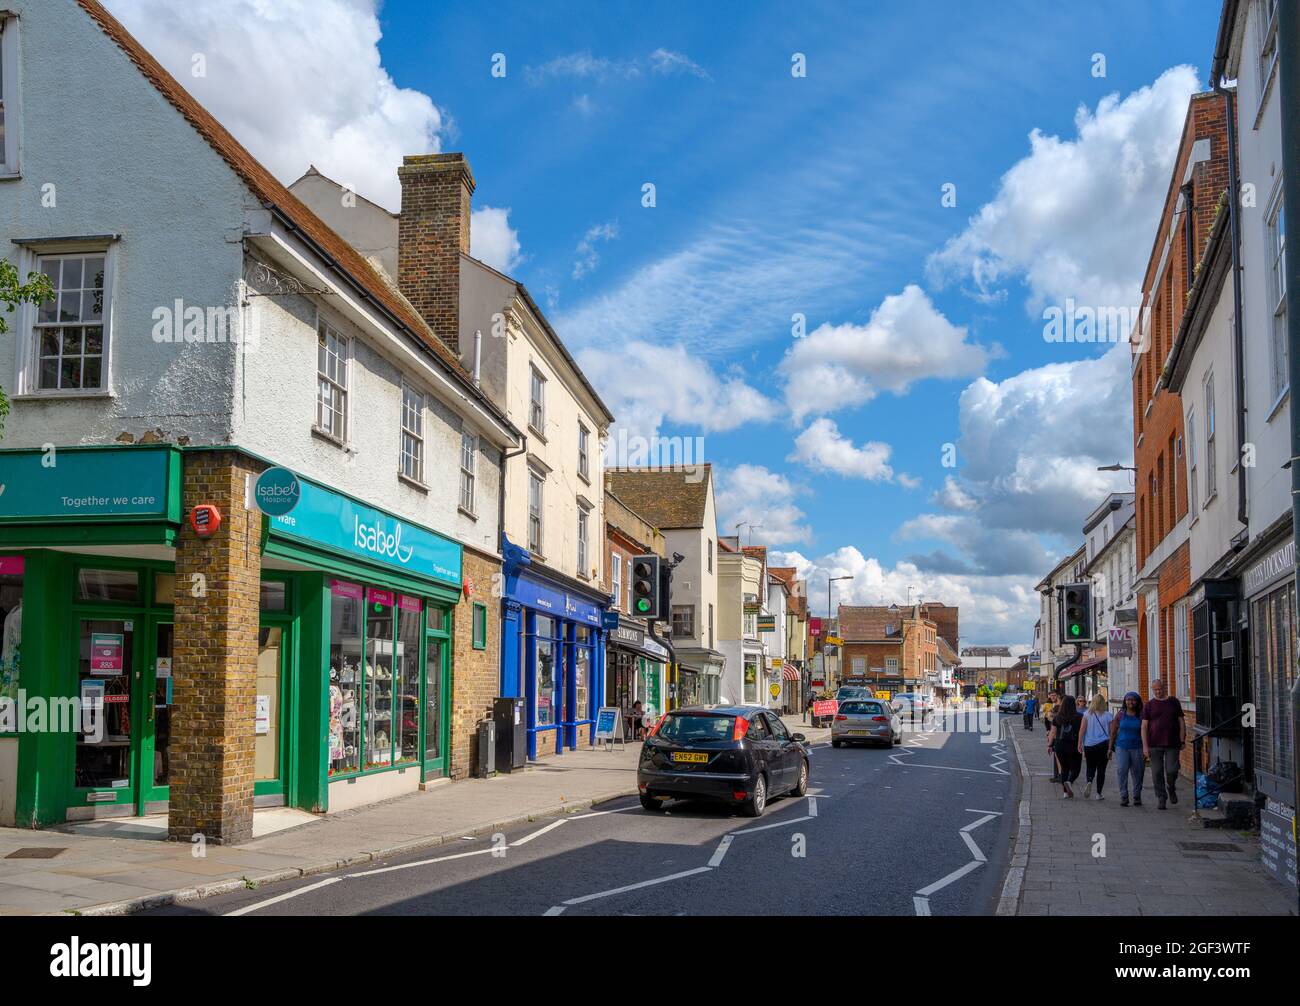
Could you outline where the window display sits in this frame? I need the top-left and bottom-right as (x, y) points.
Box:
(0, 556), (23, 726)
(536, 615), (556, 727)
(75, 619), (134, 789)
(328, 581), (362, 776)
(364, 588), (396, 770)
(574, 628), (591, 722)
(395, 595), (422, 764)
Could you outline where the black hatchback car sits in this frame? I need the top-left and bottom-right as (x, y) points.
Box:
(637, 705), (809, 817)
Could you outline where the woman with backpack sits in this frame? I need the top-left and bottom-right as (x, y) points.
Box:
(1079, 692), (1115, 800)
(1047, 694), (1083, 798)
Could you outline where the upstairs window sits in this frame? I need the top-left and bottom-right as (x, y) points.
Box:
(459, 431), (476, 514)
(577, 423), (590, 481)
(611, 554), (622, 611)
(0, 16), (19, 174)
(529, 365), (546, 434)
(528, 467), (544, 555)
(316, 321), (348, 443)
(1204, 373), (1217, 498)
(400, 383), (425, 483)
(577, 503), (590, 577)
(1268, 191), (1288, 401)
(33, 253), (108, 392)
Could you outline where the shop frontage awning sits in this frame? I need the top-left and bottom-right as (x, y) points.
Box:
(782, 665), (800, 680)
(1060, 655), (1106, 679)
(606, 617), (669, 661)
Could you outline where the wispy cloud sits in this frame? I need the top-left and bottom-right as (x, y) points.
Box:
(572, 221), (619, 280)
(525, 49), (710, 84)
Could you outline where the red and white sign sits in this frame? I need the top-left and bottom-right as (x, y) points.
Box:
(190, 504), (222, 537)
(813, 699), (838, 717)
(90, 632), (124, 673)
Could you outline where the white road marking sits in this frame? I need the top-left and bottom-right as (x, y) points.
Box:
(731, 814), (814, 835)
(964, 808), (1003, 815)
(961, 813), (999, 833)
(566, 806), (639, 820)
(915, 860), (982, 897)
(562, 866), (713, 907)
(709, 835), (734, 867)
(959, 830), (987, 863)
(543, 905), (567, 916)
(511, 819), (567, 846)
(225, 877), (342, 916)
(808, 796), (818, 817)
(913, 896), (931, 916)
(352, 845), (497, 877)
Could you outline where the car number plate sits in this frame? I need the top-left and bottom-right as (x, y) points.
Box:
(848, 729), (870, 735)
(671, 751), (709, 763)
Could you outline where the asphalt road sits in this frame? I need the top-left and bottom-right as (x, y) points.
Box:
(144, 711), (1018, 917)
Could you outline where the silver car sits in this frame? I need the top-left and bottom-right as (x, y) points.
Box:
(830, 699), (901, 748)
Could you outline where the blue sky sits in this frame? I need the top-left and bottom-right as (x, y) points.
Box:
(109, 0), (1225, 643)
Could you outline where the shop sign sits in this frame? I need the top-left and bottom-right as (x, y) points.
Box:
(602, 610), (620, 630)
(0, 447), (172, 519)
(90, 633), (123, 673)
(768, 682), (781, 699)
(772, 657), (783, 669)
(1244, 539), (1296, 598)
(0, 556), (23, 575)
(1260, 798), (1297, 891)
(253, 467), (301, 517)
(757, 614), (776, 632)
(1107, 627), (1134, 658)
(512, 574), (602, 627)
(398, 594), (423, 613)
(809, 618), (822, 636)
(271, 479), (461, 588)
(367, 587), (395, 608)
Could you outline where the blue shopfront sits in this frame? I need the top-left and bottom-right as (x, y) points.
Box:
(499, 538), (607, 759)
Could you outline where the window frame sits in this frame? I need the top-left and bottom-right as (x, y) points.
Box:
(459, 429), (477, 516)
(528, 364), (546, 436)
(577, 422), (590, 482)
(17, 243), (116, 398)
(611, 553), (622, 611)
(1267, 186), (1289, 404)
(472, 602), (488, 650)
(399, 381), (426, 485)
(577, 502), (590, 577)
(527, 465), (545, 556)
(1203, 372), (1217, 500)
(315, 318), (351, 446)
(672, 604), (695, 639)
(1185, 407), (1198, 514)
(1173, 599), (1191, 702)
(0, 14), (21, 176)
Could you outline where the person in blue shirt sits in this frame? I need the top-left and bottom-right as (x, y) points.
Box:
(1022, 692), (1038, 730)
(1109, 691), (1145, 807)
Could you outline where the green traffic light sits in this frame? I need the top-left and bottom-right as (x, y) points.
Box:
(1070, 624), (1080, 636)
(636, 598), (650, 613)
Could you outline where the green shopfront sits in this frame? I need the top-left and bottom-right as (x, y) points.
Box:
(0, 445), (462, 828)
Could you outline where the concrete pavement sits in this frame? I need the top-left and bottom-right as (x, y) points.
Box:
(0, 712), (831, 916)
(1001, 713), (1295, 916)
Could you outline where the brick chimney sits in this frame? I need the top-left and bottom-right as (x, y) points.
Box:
(397, 152), (474, 354)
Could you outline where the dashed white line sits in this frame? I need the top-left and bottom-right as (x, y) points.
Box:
(225, 877), (342, 916)
(913, 896), (932, 916)
(709, 835), (734, 868)
(562, 866), (713, 907)
(510, 819), (567, 846)
(730, 814), (813, 835)
(915, 860), (982, 897)
(352, 845), (497, 877)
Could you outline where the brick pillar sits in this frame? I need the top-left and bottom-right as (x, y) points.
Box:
(168, 451), (262, 845)
(397, 152), (474, 354)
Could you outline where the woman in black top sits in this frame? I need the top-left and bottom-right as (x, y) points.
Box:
(1047, 694), (1083, 798)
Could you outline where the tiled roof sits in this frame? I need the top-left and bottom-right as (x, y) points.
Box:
(838, 606), (904, 642)
(768, 566), (797, 587)
(75, 0), (512, 433)
(604, 467), (712, 529)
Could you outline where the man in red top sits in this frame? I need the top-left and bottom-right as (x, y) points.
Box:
(1140, 678), (1186, 810)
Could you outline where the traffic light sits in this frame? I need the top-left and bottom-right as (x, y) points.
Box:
(1058, 582), (1094, 644)
(630, 554), (663, 620)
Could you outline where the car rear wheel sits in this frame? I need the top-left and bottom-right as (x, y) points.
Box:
(891, 731), (901, 746)
(639, 794), (664, 812)
(791, 759), (809, 798)
(742, 774), (767, 817)
(831, 738), (842, 748)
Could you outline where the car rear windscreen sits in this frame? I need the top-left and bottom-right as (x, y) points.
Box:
(657, 713), (735, 743)
(840, 701), (883, 715)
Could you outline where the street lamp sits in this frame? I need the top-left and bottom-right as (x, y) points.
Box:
(1096, 462), (1136, 472)
(827, 575), (853, 688)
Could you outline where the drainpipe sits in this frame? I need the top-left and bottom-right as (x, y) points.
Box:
(1278, 0), (1300, 920)
(497, 434), (528, 550)
(1212, 15), (1247, 529)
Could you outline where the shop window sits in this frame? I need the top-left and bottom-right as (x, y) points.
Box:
(0, 556), (24, 728)
(535, 614), (557, 727)
(364, 589), (396, 770)
(74, 619), (134, 789)
(327, 581), (362, 776)
(76, 567), (139, 604)
(743, 659), (758, 704)
(472, 602), (487, 649)
(575, 627), (591, 721)
(427, 606), (445, 632)
(259, 579), (288, 611)
(1252, 581), (1296, 789)
(395, 595), (422, 765)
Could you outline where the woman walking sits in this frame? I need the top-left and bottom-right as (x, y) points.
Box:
(1042, 692), (1059, 782)
(1080, 693), (1114, 800)
(1047, 694), (1082, 797)
(1110, 691), (1145, 807)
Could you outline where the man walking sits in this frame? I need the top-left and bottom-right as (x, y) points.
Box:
(1022, 691), (1037, 731)
(1141, 678), (1186, 810)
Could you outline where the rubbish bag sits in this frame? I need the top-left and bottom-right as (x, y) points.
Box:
(1206, 760), (1243, 793)
(1195, 772), (1220, 809)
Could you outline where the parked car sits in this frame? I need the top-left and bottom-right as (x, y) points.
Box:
(830, 699), (901, 748)
(637, 706), (809, 817)
(997, 691), (1024, 713)
(891, 692), (932, 720)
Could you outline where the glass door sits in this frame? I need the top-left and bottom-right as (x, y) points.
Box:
(74, 618), (138, 809)
(139, 619), (173, 813)
(422, 622), (448, 778)
(254, 624), (290, 799)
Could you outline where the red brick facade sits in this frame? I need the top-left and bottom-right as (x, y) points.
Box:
(449, 548), (501, 780)
(397, 152), (474, 354)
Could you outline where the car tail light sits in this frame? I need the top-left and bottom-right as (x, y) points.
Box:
(871, 715), (888, 722)
(732, 790), (748, 801)
(732, 715), (749, 741)
(834, 714), (848, 721)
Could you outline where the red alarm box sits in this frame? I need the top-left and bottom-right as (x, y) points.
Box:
(190, 504), (222, 537)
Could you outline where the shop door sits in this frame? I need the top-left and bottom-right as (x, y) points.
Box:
(422, 631), (447, 777)
(255, 624), (290, 799)
(73, 618), (139, 810)
(139, 619), (174, 813)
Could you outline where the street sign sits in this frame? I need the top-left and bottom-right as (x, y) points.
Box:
(594, 706), (625, 750)
(825, 635), (843, 646)
(813, 699), (838, 717)
(769, 682), (781, 699)
(757, 614), (776, 632)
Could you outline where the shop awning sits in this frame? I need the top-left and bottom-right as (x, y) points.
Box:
(1059, 655), (1106, 679)
(782, 665), (800, 680)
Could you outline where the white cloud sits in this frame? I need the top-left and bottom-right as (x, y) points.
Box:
(926, 65), (1200, 324)
(576, 342), (774, 441)
(715, 465), (812, 546)
(788, 418), (894, 482)
(525, 49), (710, 84)
(471, 206), (522, 274)
(107, 0), (444, 213)
(573, 222), (619, 280)
(779, 285), (994, 422)
(772, 546), (1040, 644)
(897, 473), (921, 491)
(931, 475), (978, 512)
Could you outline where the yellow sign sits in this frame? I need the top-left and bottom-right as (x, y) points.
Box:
(825, 636), (843, 646)
(769, 682), (781, 699)
(772, 658), (783, 669)
(874, 690), (892, 700)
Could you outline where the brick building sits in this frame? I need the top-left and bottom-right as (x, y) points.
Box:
(838, 604), (939, 698)
(1132, 91), (1230, 774)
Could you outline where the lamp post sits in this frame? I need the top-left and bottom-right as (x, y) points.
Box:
(827, 575), (853, 689)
